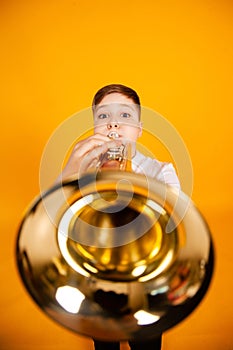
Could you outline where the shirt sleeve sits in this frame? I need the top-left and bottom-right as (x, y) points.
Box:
(156, 162), (180, 189)
(132, 151), (181, 190)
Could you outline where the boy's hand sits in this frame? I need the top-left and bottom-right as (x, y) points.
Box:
(56, 134), (122, 182)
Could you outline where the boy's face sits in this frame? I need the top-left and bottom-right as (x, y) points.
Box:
(93, 93), (142, 142)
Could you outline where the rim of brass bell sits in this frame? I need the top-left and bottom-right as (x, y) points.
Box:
(16, 170), (214, 341)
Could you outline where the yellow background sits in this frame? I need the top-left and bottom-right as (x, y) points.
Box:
(1, 0), (233, 349)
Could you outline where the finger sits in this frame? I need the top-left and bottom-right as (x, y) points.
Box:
(76, 137), (122, 158)
(73, 134), (110, 157)
(78, 140), (122, 175)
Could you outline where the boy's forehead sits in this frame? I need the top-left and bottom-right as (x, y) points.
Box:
(95, 102), (138, 112)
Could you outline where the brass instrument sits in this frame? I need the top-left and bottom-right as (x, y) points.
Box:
(16, 141), (214, 342)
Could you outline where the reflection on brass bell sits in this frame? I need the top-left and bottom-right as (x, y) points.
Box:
(16, 165), (214, 341)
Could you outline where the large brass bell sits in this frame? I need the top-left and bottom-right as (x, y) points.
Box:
(16, 156), (214, 341)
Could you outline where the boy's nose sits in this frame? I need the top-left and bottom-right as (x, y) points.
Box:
(107, 121), (119, 129)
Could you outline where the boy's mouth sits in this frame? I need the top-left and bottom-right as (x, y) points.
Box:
(108, 131), (120, 139)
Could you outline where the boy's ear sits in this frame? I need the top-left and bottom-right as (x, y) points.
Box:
(138, 122), (143, 137)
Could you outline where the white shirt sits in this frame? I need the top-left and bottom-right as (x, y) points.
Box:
(132, 150), (180, 189)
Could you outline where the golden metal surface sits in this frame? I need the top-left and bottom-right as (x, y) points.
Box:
(16, 169), (214, 341)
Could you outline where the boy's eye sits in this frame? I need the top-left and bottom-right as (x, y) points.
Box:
(98, 113), (108, 119)
(120, 112), (130, 118)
